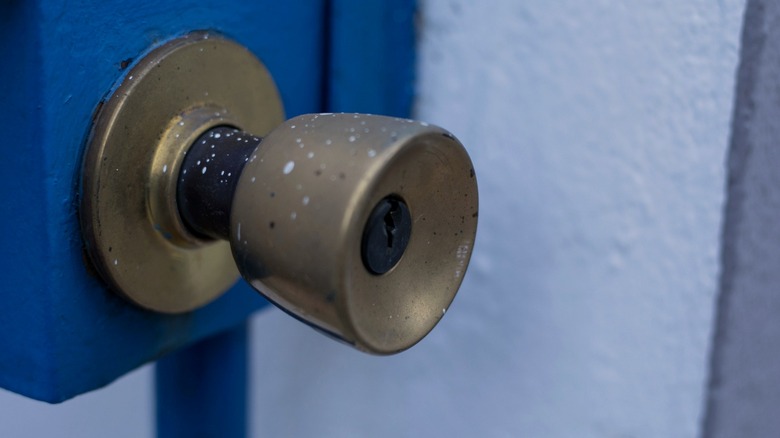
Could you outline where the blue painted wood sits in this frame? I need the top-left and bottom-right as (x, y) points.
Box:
(0, 0), (325, 403)
(156, 323), (248, 438)
(327, 0), (417, 117)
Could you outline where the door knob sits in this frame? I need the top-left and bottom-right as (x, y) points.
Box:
(80, 32), (478, 354)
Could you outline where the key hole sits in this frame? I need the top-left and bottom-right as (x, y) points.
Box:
(362, 196), (412, 275)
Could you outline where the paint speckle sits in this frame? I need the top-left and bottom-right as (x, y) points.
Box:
(113, 259), (118, 265)
(214, 133), (221, 139)
(368, 149), (377, 158)
(290, 212), (297, 220)
(162, 164), (168, 173)
(202, 166), (207, 174)
(237, 223), (241, 240)
(178, 121), (185, 126)
(307, 152), (315, 159)
(302, 196), (310, 206)
(251, 176), (256, 183)
(283, 161), (295, 174)
(325, 139), (332, 145)
(349, 135), (356, 142)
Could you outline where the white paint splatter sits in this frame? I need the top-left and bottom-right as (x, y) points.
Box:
(202, 166), (207, 174)
(454, 243), (471, 278)
(283, 161), (295, 174)
(302, 196), (310, 206)
(162, 164), (168, 173)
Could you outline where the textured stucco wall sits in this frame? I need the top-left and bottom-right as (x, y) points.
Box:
(0, 1), (749, 436)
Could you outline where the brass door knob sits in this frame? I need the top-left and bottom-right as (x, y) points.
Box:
(80, 33), (478, 354)
(175, 114), (477, 353)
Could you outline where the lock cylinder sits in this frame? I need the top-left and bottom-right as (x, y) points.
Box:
(80, 32), (478, 354)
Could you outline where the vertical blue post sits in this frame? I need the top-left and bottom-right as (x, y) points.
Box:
(155, 323), (248, 438)
(327, 0), (417, 117)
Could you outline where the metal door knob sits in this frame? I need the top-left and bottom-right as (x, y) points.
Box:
(175, 114), (477, 353)
(80, 33), (478, 354)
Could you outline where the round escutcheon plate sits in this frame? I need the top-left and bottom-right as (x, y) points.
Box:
(80, 32), (285, 313)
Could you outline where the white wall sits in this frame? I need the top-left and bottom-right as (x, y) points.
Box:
(0, 1), (747, 436)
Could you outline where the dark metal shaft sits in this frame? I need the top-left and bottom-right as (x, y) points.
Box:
(177, 126), (261, 240)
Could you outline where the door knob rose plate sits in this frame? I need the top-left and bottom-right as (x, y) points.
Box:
(81, 32), (478, 353)
(80, 32), (284, 313)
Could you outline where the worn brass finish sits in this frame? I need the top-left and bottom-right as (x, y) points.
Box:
(80, 32), (284, 313)
(231, 114), (478, 354)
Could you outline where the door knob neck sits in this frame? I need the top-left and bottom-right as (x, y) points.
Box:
(177, 127), (261, 241)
